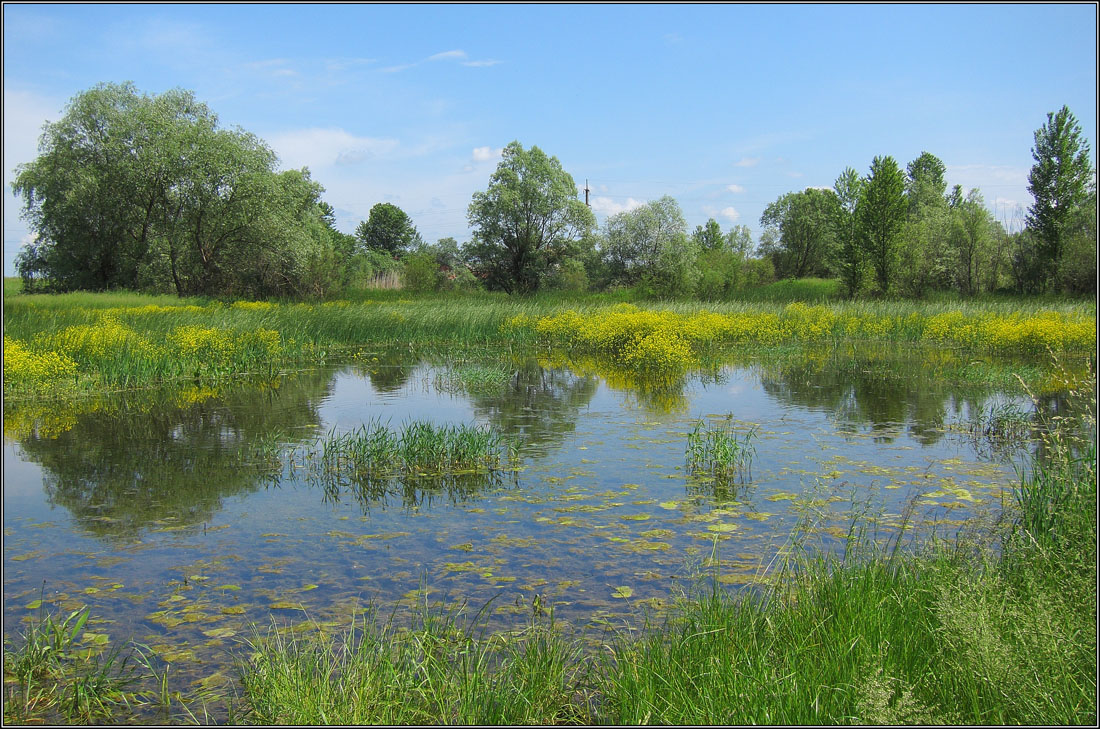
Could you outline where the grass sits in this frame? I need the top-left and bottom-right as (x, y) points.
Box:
(686, 414), (757, 484)
(3, 286), (1094, 400)
(2, 606), (144, 724)
(315, 418), (517, 477)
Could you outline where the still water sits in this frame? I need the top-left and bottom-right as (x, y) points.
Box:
(4, 348), (1033, 689)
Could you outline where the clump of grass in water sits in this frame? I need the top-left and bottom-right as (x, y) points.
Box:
(434, 363), (513, 394)
(318, 418), (516, 477)
(686, 414), (757, 483)
(3, 605), (142, 724)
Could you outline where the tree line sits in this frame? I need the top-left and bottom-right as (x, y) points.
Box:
(12, 83), (1096, 299)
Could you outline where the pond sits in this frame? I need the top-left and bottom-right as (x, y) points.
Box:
(3, 346), (1043, 704)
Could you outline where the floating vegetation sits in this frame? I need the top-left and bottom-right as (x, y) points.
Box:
(686, 414), (757, 485)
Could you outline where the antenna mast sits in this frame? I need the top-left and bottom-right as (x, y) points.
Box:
(584, 179), (591, 207)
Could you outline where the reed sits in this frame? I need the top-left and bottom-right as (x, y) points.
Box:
(316, 419), (516, 477)
(2, 606), (143, 724)
(686, 414), (757, 483)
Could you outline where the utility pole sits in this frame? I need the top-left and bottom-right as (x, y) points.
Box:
(584, 179), (590, 207)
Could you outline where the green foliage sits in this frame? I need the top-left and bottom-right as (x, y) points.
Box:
(601, 196), (701, 297)
(760, 187), (841, 279)
(1026, 106), (1096, 292)
(466, 141), (594, 295)
(833, 167), (868, 299)
(858, 155), (908, 296)
(11, 83), (346, 299)
(692, 218), (725, 251)
(355, 203), (423, 256)
(401, 252), (441, 293)
(905, 150), (948, 215)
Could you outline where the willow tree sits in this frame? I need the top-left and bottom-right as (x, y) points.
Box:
(13, 82), (340, 297)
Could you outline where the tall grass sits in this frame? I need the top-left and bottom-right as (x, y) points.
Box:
(236, 603), (590, 725)
(686, 414), (757, 483)
(316, 418), (517, 477)
(4, 287), (1094, 399)
(2, 606), (144, 724)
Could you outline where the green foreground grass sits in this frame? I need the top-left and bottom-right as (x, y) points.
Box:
(5, 399), (1095, 725)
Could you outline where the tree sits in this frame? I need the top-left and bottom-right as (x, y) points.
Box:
(692, 218), (724, 251)
(759, 188), (840, 279)
(724, 225), (754, 257)
(12, 83), (216, 291)
(832, 167), (866, 298)
(949, 188), (994, 296)
(857, 156), (907, 296)
(465, 141), (594, 294)
(12, 82), (345, 298)
(355, 203), (422, 256)
(905, 151), (947, 217)
(899, 152), (954, 297)
(600, 195), (699, 296)
(1026, 106), (1096, 291)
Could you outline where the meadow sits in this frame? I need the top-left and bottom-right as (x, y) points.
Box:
(2, 279), (1096, 725)
(3, 280), (1094, 400)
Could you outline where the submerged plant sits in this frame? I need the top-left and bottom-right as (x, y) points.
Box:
(686, 414), (757, 484)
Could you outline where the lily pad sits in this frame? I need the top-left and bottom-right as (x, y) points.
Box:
(611, 586), (634, 599)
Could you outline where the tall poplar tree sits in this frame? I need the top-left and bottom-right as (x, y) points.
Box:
(857, 156), (907, 297)
(1026, 106), (1096, 291)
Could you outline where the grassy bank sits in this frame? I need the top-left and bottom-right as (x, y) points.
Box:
(5, 381), (1094, 725)
(3, 287), (1095, 400)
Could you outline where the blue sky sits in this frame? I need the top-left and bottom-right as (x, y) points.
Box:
(3, 3), (1097, 276)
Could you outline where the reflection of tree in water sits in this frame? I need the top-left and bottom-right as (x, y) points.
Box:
(757, 348), (1007, 446)
(10, 369), (336, 542)
(463, 357), (600, 457)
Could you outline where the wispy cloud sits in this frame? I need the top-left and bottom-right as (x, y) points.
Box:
(428, 50), (468, 62)
(385, 49), (500, 73)
(733, 157), (760, 168)
(787, 171), (804, 178)
(727, 184), (745, 193)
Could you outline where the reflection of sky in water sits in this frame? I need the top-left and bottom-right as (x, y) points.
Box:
(3, 355), (1033, 703)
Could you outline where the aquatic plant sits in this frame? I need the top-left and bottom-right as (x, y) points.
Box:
(317, 419), (516, 478)
(686, 414), (757, 483)
(3, 606), (142, 724)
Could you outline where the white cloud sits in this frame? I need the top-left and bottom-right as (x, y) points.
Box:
(265, 127), (400, 171)
(472, 146), (502, 162)
(428, 50), (468, 62)
(462, 59), (500, 67)
(719, 206), (741, 222)
(591, 197), (645, 216)
(727, 184), (745, 193)
(734, 157), (760, 168)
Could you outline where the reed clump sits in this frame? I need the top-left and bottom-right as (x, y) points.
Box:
(686, 414), (757, 483)
(317, 419), (516, 477)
